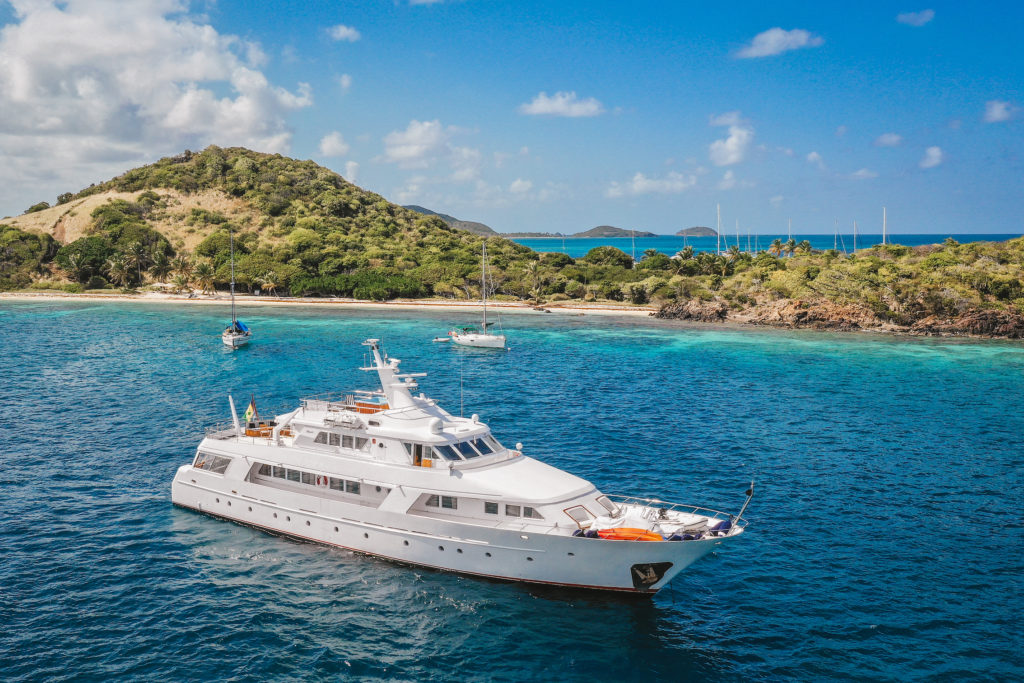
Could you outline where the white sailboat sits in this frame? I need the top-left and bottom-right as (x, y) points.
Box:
(449, 242), (506, 349)
(222, 226), (251, 348)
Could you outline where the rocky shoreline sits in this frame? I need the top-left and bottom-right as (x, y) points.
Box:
(653, 298), (1024, 339)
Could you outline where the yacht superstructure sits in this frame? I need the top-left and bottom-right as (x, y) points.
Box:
(171, 339), (750, 593)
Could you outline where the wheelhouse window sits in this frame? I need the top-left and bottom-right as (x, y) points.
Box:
(314, 432), (328, 444)
(441, 496), (457, 510)
(329, 433), (340, 447)
(272, 466), (286, 479)
(433, 445), (460, 461)
(286, 469), (301, 483)
(506, 504), (521, 517)
(484, 502), (498, 515)
(258, 464), (271, 476)
(453, 441), (480, 459)
(470, 437), (495, 455)
(426, 495), (440, 507)
(524, 506), (544, 519)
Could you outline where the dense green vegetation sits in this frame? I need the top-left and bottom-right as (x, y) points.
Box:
(3, 146), (1023, 332)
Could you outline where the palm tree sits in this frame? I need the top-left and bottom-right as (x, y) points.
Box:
(65, 252), (88, 282)
(727, 244), (741, 261)
(124, 241), (147, 284)
(171, 273), (190, 294)
(642, 248), (659, 261)
(769, 239), (783, 257)
(149, 251), (172, 282)
(172, 252), (193, 280)
(261, 270), (280, 297)
(678, 245), (694, 260)
(798, 240), (812, 255)
(105, 256), (132, 289)
(785, 238), (797, 257)
(193, 262), (215, 294)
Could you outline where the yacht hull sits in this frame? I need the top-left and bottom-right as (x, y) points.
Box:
(222, 333), (251, 348)
(171, 466), (736, 593)
(451, 333), (506, 349)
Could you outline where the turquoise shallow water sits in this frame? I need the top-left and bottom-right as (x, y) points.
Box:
(1, 301), (1023, 681)
(512, 233), (1020, 259)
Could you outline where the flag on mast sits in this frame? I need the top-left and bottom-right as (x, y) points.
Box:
(243, 394), (258, 424)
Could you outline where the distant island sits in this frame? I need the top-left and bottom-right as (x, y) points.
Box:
(676, 226), (717, 237)
(402, 205), (497, 236)
(506, 226), (657, 239)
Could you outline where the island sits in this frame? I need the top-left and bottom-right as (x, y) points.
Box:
(2, 145), (1022, 339)
(402, 205), (497, 236)
(676, 226), (717, 237)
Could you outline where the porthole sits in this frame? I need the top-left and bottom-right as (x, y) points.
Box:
(286, 516), (291, 522)
(376, 486), (382, 492)
(567, 552), (575, 557)
(520, 534), (529, 540)
(306, 521), (310, 526)
(403, 540), (409, 546)
(485, 552), (492, 557)
(273, 513), (278, 518)
(364, 533), (369, 539)
(334, 526), (339, 532)
(227, 501), (231, 506)
(527, 557), (534, 562)
(438, 545), (444, 551)
(248, 506), (252, 512)
(215, 498), (220, 503)
(457, 548), (463, 554)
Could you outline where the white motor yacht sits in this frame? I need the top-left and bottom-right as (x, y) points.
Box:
(171, 339), (751, 593)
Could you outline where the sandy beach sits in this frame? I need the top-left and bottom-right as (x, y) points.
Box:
(0, 290), (657, 318)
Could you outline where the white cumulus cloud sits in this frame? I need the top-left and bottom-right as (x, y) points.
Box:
(381, 119), (481, 182)
(896, 10), (935, 27)
(806, 151), (826, 170)
(338, 74), (352, 92)
(851, 168), (879, 179)
(874, 133), (903, 147)
(344, 161), (359, 183)
(327, 24), (361, 42)
(770, 195), (784, 207)
(606, 171), (697, 198)
(919, 146), (943, 169)
(984, 100), (1016, 123)
(509, 178), (532, 194)
(519, 91), (604, 117)
(318, 132), (350, 157)
(0, 0), (312, 215)
(709, 112), (754, 166)
(736, 28), (824, 58)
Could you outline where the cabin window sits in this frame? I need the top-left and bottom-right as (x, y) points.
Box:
(272, 466), (286, 479)
(314, 432), (329, 444)
(345, 480), (360, 495)
(342, 435), (354, 448)
(484, 435), (502, 452)
(194, 453), (231, 474)
(286, 469), (301, 483)
(355, 437), (369, 450)
(506, 504), (521, 517)
(258, 463), (271, 476)
(524, 506), (544, 520)
(596, 495), (619, 516)
(484, 502), (498, 515)
(329, 433), (341, 447)
(470, 437), (495, 455)
(301, 472), (315, 486)
(433, 445), (460, 461)
(453, 441), (479, 459)
(441, 496), (458, 510)
(329, 478), (344, 491)
(426, 495), (440, 507)
(564, 505), (594, 526)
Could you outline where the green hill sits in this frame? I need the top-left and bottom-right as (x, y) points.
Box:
(402, 205), (497, 236)
(575, 226), (657, 238)
(676, 226), (717, 237)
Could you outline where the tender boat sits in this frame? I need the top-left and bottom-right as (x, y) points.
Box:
(171, 339), (751, 593)
(449, 242), (506, 349)
(221, 225), (251, 348)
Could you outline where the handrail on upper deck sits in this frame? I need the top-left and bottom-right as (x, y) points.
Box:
(604, 493), (750, 528)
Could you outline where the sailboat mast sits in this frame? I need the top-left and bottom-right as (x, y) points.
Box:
(716, 204), (721, 255)
(229, 226), (236, 325)
(882, 207), (887, 245)
(854, 220), (858, 252)
(481, 241), (487, 330)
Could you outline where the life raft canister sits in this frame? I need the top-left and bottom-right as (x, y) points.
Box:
(596, 527), (663, 542)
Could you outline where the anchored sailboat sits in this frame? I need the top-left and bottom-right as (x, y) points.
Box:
(448, 242), (506, 349)
(222, 226), (252, 349)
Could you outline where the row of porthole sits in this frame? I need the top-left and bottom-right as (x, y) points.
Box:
(211, 497), (564, 561)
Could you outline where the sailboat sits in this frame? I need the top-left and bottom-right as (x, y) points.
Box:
(448, 242), (506, 349)
(222, 226), (252, 349)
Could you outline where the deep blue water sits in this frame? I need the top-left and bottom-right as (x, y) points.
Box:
(2, 301), (1023, 681)
(512, 233), (1021, 259)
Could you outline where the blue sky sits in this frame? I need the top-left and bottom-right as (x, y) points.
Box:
(0, 1), (1020, 234)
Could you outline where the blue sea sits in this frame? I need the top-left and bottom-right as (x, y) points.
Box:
(513, 233), (1021, 259)
(2, 300), (1023, 681)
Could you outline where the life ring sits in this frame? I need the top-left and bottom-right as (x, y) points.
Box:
(316, 475), (328, 487)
